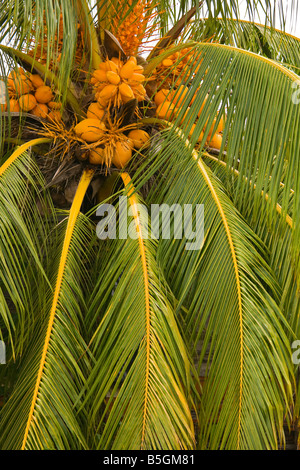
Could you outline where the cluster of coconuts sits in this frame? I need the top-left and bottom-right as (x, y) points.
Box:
(71, 55), (150, 168)
(74, 118), (150, 168)
(90, 56), (146, 110)
(155, 85), (225, 150)
(154, 47), (202, 86)
(3, 67), (61, 121)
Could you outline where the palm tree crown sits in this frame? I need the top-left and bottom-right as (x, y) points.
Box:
(0, 0), (299, 450)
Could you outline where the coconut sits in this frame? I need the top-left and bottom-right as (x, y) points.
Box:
(19, 93), (37, 112)
(74, 118), (106, 143)
(35, 85), (54, 104)
(89, 147), (106, 165)
(112, 141), (132, 168)
(30, 74), (45, 89)
(8, 99), (20, 112)
(31, 103), (49, 118)
(128, 129), (150, 149)
(47, 110), (62, 122)
(87, 102), (105, 120)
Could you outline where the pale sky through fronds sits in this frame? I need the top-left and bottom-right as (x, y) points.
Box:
(239, 0), (300, 38)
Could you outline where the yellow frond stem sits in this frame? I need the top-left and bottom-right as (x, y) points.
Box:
(120, 172), (150, 449)
(21, 168), (95, 450)
(203, 152), (294, 230)
(0, 138), (52, 176)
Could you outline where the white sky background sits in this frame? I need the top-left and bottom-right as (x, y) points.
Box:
(238, 0), (300, 37)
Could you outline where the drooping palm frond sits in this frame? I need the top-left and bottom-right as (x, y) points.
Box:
(145, 40), (300, 273)
(191, 17), (300, 72)
(128, 127), (295, 450)
(0, 169), (94, 450)
(83, 173), (195, 450)
(0, 139), (53, 358)
(203, 150), (300, 421)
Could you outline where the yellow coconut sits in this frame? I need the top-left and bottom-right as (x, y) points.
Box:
(187, 124), (205, 142)
(30, 74), (45, 89)
(48, 101), (62, 110)
(162, 58), (173, 67)
(91, 69), (108, 84)
(119, 83), (135, 100)
(194, 94), (209, 118)
(120, 61), (136, 79)
(8, 72), (32, 96)
(129, 73), (145, 83)
(106, 70), (121, 85)
(89, 147), (106, 165)
(31, 103), (49, 118)
(207, 133), (223, 150)
(207, 116), (225, 139)
(217, 115), (225, 133)
(74, 118), (106, 143)
(98, 84), (118, 101)
(170, 85), (189, 108)
(132, 83), (146, 101)
(156, 101), (176, 120)
(154, 89), (170, 107)
(19, 93), (37, 112)
(128, 129), (150, 149)
(8, 99), (20, 112)
(47, 110), (62, 122)
(35, 85), (54, 104)
(110, 57), (123, 67)
(112, 141), (132, 168)
(87, 102), (105, 120)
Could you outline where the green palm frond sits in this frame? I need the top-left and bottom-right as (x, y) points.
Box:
(0, 169), (94, 450)
(129, 127), (295, 450)
(191, 17), (300, 71)
(83, 173), (195, 450)
(203, 149), (300, 420)
(0, 139), (53, 358)
(145, 41), (300, 272)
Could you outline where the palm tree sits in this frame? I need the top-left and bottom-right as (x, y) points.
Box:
(0, 0), (299, 450)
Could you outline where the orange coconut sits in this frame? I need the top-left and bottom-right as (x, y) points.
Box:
(35, 85), (54, 104)
(207, 133), (223, 150)
(106, 70), (121, 85)
(87, 102), (105, 120)
(128, 129), (150, 149)
(8, 72), (33, 96)
(98, 84), (118, 101)
(156, 101), (176, 120)
(29, 74), (45, 89)
(47, 110), (62, 122)
(89, 147), (106, 165)
(8, 99), (20, 112)
(48, 101), (62, 110)
(31, 103), (49, 118)
(74, 118), (106, 143)
(120, 60), (136, 79)
(169, 85), (189, 108)
(154, 89), (170, 106)
(119, 83), (135, 101)
(112, 141), (132, 168)
(19, 93), (37, 112)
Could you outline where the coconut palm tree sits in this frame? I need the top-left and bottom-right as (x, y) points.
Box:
(0, 0), (299, 450)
